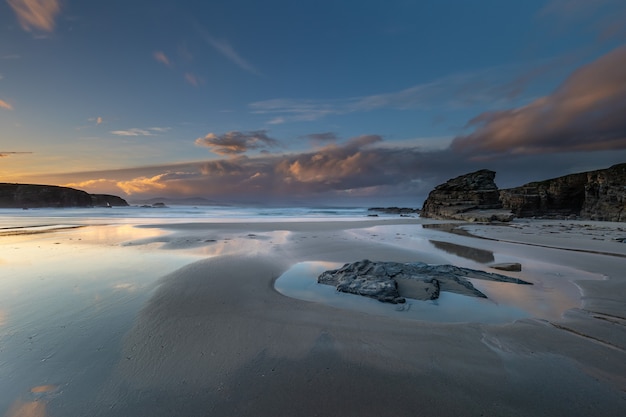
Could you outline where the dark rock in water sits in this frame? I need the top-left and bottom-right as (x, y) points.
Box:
(368, 207), (421, 215)
(420, 170), (514, 222)
(318, 259), (532, 304)
(490, 262), (522, 272)
(318, 260), (405, 303)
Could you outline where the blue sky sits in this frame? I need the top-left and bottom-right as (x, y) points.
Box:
(1, 0), (626, 205)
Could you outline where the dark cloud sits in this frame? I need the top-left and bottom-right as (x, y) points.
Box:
(303, 132), (338, 143)
(451, 45), (626, 157)
(38, 137), (626, 206)
(0, 151), (32, 157)
(539, 0), (626, 42)
(195, 130), (280, 155)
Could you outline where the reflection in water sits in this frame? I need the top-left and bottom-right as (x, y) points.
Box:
(275, 260), (598, 323)
(0, 224), (201, 416)
(429, 240), (494, 263)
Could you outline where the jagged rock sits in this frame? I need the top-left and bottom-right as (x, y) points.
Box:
(318, 259), (532, 304)
(420, 170), (513, 222)
(0, 183), (128, 208)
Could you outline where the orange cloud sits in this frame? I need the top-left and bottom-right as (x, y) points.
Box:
(116, 175), (168, 195)
(0, 99), (13, 110)
(184, 72), (203, 86)
(153, 51), (171, 67)
(7, 0), (61, 32)
(452, 45), (626, 156)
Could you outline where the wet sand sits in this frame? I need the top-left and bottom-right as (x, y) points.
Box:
(2, 218), (626, 416)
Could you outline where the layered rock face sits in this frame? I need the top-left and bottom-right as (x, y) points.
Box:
(580, 163), (626, 221)
(0, 183), (128, 208)
(500, 163), (626, 221)
(420, 170), (514, 221)
(499, 173), (587, 218)
(422, 163), (626, 222)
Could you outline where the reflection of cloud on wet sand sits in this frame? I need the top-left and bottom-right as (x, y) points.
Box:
(4, 399), (47, 417)
(471, 261), (602, 320)
(4, 385), (58, 417)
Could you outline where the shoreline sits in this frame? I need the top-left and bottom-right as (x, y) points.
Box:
(1, 216), (625, 416)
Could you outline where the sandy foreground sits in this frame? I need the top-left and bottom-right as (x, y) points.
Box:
(2, 217), (626, 416)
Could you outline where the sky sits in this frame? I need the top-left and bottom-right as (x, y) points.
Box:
(1, 0), (626, 206)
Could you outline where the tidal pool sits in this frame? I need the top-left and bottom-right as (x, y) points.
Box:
(274, 260), (601, 324)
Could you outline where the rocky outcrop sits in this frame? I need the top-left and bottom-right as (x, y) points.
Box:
(499, 173), (587, 218)
(500, 163), (626, 221)
(91, 194), (129, 207)
(420, 170), (514, 222)
(0, 183), (128, 208)
(580, 163), (626, 221)
(318, 259), (531, 304)
(421, 163), (626, 222)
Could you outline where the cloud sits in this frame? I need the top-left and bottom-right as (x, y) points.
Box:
(184, 72), (203, 86)
(7, 0), (62, 32)
(249, 67), (523, 123)
(110, 127), (169, 136)
(0, 99), (13, 110)
(198, 28), (260, 75)
(451, 45), (626, 156)
(195, 130), (280, 155)
(539, 0), (626, 42)
(0, 151), (31, 157)
(153, 51), (171, 67)
(64, 178), (116, 189)
(303, 132), (338, 143)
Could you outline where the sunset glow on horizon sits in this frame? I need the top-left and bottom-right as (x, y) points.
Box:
(2, 0), (626, 205)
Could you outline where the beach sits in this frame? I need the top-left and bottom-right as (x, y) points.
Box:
(1, 210), (626, 416)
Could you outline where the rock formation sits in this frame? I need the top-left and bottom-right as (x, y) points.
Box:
(421, 163), (626, 222)
(580, 163), (626, 221)
(0, 183), (128, 208)
(500, 163), (626, 221)
(499, 173), (588, 218)
(420, 170), (514, 222)
(318, 259), (531, 304)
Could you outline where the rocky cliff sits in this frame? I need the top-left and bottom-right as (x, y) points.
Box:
(499, 173), (588, 218)
(420, 170), (514, 221)
(0, 183), (128, 208)
(422, 163), (626, 222)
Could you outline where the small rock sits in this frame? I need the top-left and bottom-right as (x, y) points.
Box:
(490, 262), (522, 272)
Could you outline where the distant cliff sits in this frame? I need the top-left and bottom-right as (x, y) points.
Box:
(500, 163), (626, 221)
(0, 183), (128, 208)
(421, 163), (626, 222)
